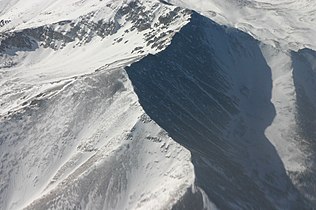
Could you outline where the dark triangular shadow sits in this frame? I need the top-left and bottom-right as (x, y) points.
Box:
(127, 11), (311, 209)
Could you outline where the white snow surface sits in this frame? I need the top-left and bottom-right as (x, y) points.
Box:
(261, 44), (306, 173)
(1, 0), (316, 209)
(0, 0), (118, 31)
(0, 0), (190, 115)
(0, 66), (195, 210)
(0, 1), (203, 210)
(170, 0), (316, 51)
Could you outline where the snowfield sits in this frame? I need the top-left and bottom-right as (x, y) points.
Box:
(1, 66), (196, 210)
(0, 1), (204, 209)
(1, 0), (315, 209)
(169, 0), (316, 51)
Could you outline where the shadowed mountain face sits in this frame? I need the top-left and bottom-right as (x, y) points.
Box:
(1, 1), (316, 209)
(291, 49), (316, 205)
(127, 12), (311, 209)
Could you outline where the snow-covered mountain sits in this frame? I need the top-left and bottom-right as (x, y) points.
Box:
(0, 0), (315, 209)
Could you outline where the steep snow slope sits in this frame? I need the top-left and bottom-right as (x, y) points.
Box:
(290, 49), (316, 204)
(0, 1), (212, 210)
(0, 67), (195, 210)
(127, 12), (312, 209)
(0, 0), (191, 115)
(159, 0), (316, 208)
(1, 0), (316, 209)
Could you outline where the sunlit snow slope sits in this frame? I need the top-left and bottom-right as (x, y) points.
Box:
(1, 0), (316, 209)
(169, 0), (316, 51)
(0, 1), (209, 210)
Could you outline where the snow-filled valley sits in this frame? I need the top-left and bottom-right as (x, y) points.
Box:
(0, 0), (316, 209)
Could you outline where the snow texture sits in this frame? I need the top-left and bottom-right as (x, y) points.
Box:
(1, 0), (316, 209)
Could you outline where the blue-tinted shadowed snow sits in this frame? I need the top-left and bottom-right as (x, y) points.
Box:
(127, 12), (311, 210)
(291, 48), (316, 205)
